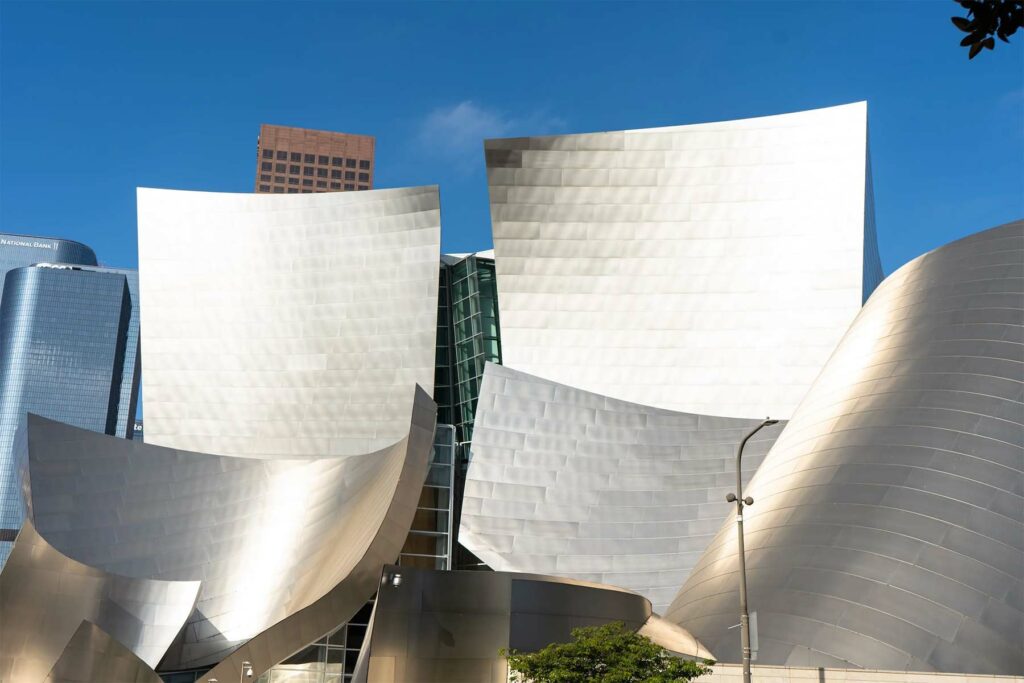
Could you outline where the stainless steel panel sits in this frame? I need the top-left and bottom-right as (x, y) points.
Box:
(23, 386), (436, 672)
(136, 186), (441, 458)
(0, 520), (198, 682)
(666, 221), (1024, 675)
(44, 621), (163, 683)
(353, 565), (711, 683)
(460, 363), (783, 613)
(486, 103), (882, 419)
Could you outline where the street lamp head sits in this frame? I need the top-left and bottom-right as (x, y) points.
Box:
(726, 492), (737, 503)
(763, 418), (779, 426)
(743, 496), (754, 506)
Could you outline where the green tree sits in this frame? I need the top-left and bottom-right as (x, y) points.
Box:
(502, 621), (713, 683)
(951, 0), (1023, 58)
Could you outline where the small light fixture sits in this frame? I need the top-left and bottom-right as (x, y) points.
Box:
(391, 572), (402, 588)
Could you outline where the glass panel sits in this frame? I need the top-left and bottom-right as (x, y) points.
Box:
(345, 623), (367, 643)
(282, 644), (322, 665)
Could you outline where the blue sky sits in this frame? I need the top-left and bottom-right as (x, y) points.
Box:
(1, 1), (1021, 274)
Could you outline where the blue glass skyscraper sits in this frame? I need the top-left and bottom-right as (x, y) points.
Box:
(0, 261), (141, 564)
(0, 232), (98, 302)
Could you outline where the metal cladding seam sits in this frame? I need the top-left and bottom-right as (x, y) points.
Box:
(485, 101), (881, 420)
(136, 185), (441, 458)
(21, 386), (436, 671)
(665, 221), (1024, 675)
(459, 362), (784, 613)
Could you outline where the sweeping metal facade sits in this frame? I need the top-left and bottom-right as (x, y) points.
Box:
(459, 363), (783, 613)
(666, 221), (1024, 675)
(485, 101), (881, 419)
(351, 565), (712, 683)
(0, 519), (199, 681)
(22, 389), (435, 673)
(136, 186), (441, 458)
(43, 621), (165, 683)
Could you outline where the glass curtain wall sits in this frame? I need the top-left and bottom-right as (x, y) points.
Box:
(449, 255), (502, 442)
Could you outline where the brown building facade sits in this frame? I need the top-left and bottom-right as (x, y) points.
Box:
(255, 124), (375, 194)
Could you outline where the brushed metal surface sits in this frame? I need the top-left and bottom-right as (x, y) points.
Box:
(136, 186), (441, 457)
(200, 391), (436, 682)
(485, 102), (881, 419)
(352, 564), (711, 683)
(44, 621), (163, 683)
(23, 386), (436, 671)
(666, 221), (1024, 675)
(0, 519), (199, 682)
(459, 363), (783, 612)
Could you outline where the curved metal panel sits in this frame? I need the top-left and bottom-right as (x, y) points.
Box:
(486, 102), (879, 419)
(0, 519), (199, 682)
(24, 385), (436, 670)
(459, 363), (783, 613)
(639, 614), (715, 661)
(201, 392), (436, 681)
(45, 621), (163, 683)
(352, 565), (710, 683)
(136, 186), (440, 457)
(666, 221), (1024, 674)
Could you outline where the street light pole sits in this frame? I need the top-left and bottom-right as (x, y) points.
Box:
(726, 418), (778, 683)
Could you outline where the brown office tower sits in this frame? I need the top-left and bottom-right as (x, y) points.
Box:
(255, 124), (375, 194)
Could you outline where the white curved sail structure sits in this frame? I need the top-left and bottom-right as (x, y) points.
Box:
(486, 102), (881, 419)
(0, 519), (199, 681)
(23, 390), (435, 672)
(460, 363), (783, 613)
(137, 186), (441, 457)
(666, 221), (1024, 675)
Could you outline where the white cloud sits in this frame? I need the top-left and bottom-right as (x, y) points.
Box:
(417, 100), (566, 171)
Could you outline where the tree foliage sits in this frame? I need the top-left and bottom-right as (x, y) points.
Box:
(951, 0), (1023, 58)
(502, 621), (713, 683)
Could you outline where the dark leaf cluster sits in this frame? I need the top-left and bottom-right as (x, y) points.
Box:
(951, 0), (1023, 58)
(502, 621), (713, 683)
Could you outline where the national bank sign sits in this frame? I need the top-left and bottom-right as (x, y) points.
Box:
(0, 237), (57, 250)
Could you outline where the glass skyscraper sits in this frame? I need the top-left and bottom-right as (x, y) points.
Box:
(0, 232), (98, 303)
(0, 262), (141, 564)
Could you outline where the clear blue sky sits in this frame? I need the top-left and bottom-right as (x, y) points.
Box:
(1, 1), (1021, 274)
